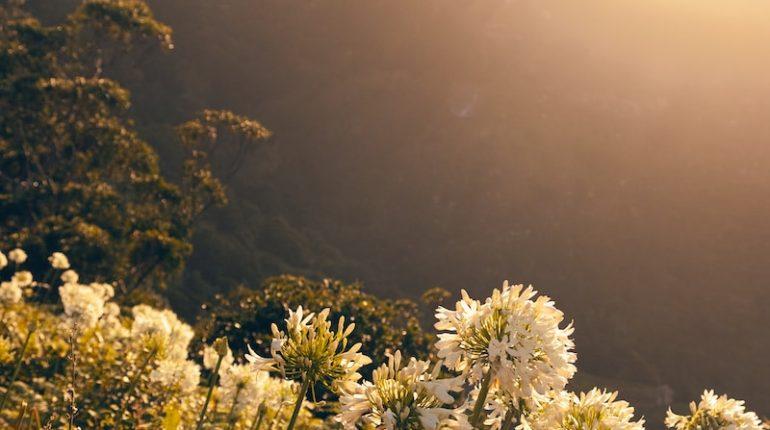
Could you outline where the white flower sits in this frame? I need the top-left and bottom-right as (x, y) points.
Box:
(48, 252), (70, 270)
(12, 271), (33, 287)
(0, 252), (7, 270)
(665, 390), (763, 430)
(131, 305), (194, 360)
(219, 365), (258, 416)
(245, 306), (371, 393)
(526, 389), (644, 430)
(338, 350), (463, 430)
(0, 281), (22, 306)
(435, 282), (576, 401)
(150, 359), (200, 394)
(59, 282), (114, 328)
(8, 248), (27, 264)
(60, 270), (79, 284)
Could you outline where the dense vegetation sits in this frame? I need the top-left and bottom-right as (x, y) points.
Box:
(0, 0), (269, 304)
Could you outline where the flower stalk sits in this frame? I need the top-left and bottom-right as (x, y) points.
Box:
(286, 377), (311, 430)
(470, 368), (494, 428)
(250, 402), (267, 430)
(195, 356), (224, 429)
(225, 384), (244, 430)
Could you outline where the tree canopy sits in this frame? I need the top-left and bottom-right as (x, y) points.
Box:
(0, 0), (269, 303)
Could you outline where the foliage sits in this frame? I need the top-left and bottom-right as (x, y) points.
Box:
(196, 275), (435, 374)
(0, 0), (269, 301)
(0, 248), (320, 429)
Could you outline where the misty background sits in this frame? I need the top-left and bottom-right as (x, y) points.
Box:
(32, 0), (770, 423)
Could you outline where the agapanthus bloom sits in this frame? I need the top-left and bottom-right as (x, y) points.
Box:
(0, 281), (22, 306)
(59, 281), (115, 328)
(218, 364), (285, 419)
(48, 252), (70, 270)
(435, 282), (576, 401)
(150, 358), (201, 394)
(245, 306), (371, 393)
(524, 389), (644, 430)
(338, 350), (463, 430)
(8, 248), (27, 264)
(60, 269), (79, 284)
(131, 304), (194, 360)
(11, 271), (33, 287)
(665, 390), (763, 430)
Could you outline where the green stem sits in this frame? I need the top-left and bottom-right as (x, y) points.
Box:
(194, 354), (225, 430)
(470, 368), (494, 429)
(286, 378), (311, 430)
(225, 384), (244, 430)
(117, 348), (157, 429)
(250, 403), (266, 430)
(0, 327), (34, 411)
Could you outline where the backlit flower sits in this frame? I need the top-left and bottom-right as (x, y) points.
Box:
(12, 271), (33, 287)
(338, 350), (463, 430)
(0, 281), (22, 306)
(8, 248), (27, 264)
(150, 358), (201, 394)
(526, 389), (644, 430)
(131, 304), (194, 360)
(59, 281), (114, 328)
(60, 269), (79, 284)
(435, 282), (576, 401)
(48, 252), (70, 270)
(665, 390), (763, 430)
(245, 306), (371, 393)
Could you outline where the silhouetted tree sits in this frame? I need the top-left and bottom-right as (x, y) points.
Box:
(0, 0), (270, 302)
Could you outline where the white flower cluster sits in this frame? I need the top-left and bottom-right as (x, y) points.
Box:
(48, 251), (70, 269)
(149, 358), (201, 394)
(60, 280), (115, 329)
(246, 306), (371, 393)
(523, 389), (645, 430)
(338, 350), (464, 430)
(665, 390), (764, 430)
(130, 304), (201, 396)
(435, 282), (576, 401)
(131, 304), (195, 360)
(0, 248), (36, 306)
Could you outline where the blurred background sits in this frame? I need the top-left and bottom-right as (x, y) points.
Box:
(29, 0), (770, 424)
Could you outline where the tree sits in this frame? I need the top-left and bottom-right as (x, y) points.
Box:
(0, 0), (270, 302)
(196, 275), (435, 366)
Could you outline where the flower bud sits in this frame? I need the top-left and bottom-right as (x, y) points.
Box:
(214, 336), (230, 357)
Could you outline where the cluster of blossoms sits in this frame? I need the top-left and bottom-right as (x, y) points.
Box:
(338, 350), (464, 430)
(0, 248), (321, 429)
(431, 282), (577, 429)
(201, 337), (317, 429)
(435, 283), (576, 400)
(0, 248), (31, 306)
(251, 282), (767, 430)
(0, 247), (765, 430)
(245, 306), (371, 391)
(665, 390), (764, 430)
(522, 389), (645, 430)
